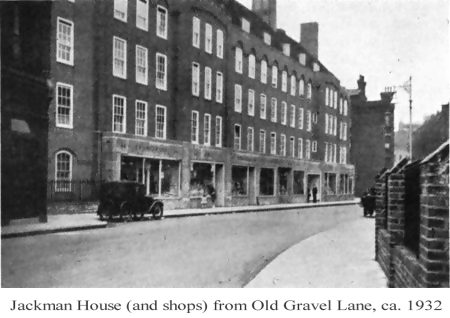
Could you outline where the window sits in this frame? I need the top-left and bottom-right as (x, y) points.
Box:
(270, 98), (277, 122)
(248, 54), (256, 79)
(136, 0), (148, 30)
(325, 114), (329, 134)
(113, 37), (127, 78)
(204, 67), (212, 100)
(142, 159), (180, 197)
(334, 91), (338, 109)
(190, 162), (213, 197)
(235, 47), (243, 73)
(281, 101), (287, 125)
(343, 100), (348, 116)
(203, 114), (211, 145)
(263, 32), (271, 45)
(298, 138), (303, 159)
(247, 127), (254, 152)
(312, 140), (317, 152)
(192, 17), (200, 48)
(155, 105), (166, 139)
(205, 23), (212, 54)
(299, 53), (306, 65)
(307, 82), (312, 99)
(216, 72), (223, 103)
(333, 144), (337, 163)
(282, 43), (290, 56)
(325, 87), (329, 106)
(298, 78), (305, 96)
(248, 89), (255, 116)
(191, 111), (199, 144)
(333, 116), (337, 136)
(112, 95), (126, 133)
(290, 137), (295, 158)
(305, 139), (311, 159)
(192, 62), (200, 96)
(324, 142), (329, 162)
(215, 116), (222, 147)
(289, 105), (296, 128)
(241, 18), (250, 33)
(234, 124), (242, 150)
(281, 70), (288, 92)
(298, 107), (304, 129)
(342, 122), (348, 141)
(313, 62), (320, 72)
(114, 0), (127, 22)
(135, 45), (148, 85)
(328, 89), (333, 107)
(56, 18), (74, 65)
(280, 134), (286, 156)
(234, 84), (242, 112)
(155, 53), (167, 90)
(339, 98), (343, 114)
(312, 112), (318, 124)
(324, 173), (337, 195)
(135, 100), (147, 136)
(56, 83), (73, 128)
(272, 65), (278, 88)
(216, 29), (224, 58)
(261, 59), (268, 84)
(232, 166), (248, 196)
(156, 5), (168, 39)
(259, 130), (266, 153)
(290, 75), (296, 96)
(260, 94), (267, 119)
(306, 110), (312, 131)
(260, 168), (274, 195)
(55, 151), (72, 192)
(270, 132), (277, 155)
(293, 171), (305, 195)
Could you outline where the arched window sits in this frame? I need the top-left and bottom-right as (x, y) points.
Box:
(299, 78), (305, 96)
(55, 151), (73, 192)
(290, 74), (296, 96)
(248, 53), (256, 79)
(235, 46), (243, 73)
(271, 64), (278, 88)
(339, 97), (343, 114)
(325, 87), (329, 106)
(260, 59), (268, 84)
(343, 99), (348, 116)
(306, 81), (312, 99)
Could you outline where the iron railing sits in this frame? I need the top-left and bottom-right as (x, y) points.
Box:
(47, 180), (100, 202)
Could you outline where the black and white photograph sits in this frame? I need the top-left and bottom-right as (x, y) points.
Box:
(1, 0), (449, 302)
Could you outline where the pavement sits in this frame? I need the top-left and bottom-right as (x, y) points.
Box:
(245, 215), (387, 288)
(1, 199), (359, 238)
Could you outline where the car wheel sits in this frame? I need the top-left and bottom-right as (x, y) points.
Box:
(98, 202), (113, 221)
(152, 204), (163, 220)
(119, 202), (133, 222)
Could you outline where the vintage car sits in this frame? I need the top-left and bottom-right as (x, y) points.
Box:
(97, 181), (163, 221)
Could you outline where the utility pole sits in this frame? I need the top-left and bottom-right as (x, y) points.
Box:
(408, 76), (413, 159)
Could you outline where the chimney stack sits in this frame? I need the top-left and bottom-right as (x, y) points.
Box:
(300, 22), (318, 58)
(252, 0), (277, 29)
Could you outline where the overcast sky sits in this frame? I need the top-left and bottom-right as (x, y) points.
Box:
(237, 0), (449, 130)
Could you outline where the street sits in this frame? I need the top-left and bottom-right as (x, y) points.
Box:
(2, 205), (361, 288)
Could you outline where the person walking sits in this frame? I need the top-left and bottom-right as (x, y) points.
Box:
(312, 186), (318, 203)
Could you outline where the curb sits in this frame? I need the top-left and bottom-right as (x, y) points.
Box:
(1, 223), (108, 239)
(2, 201), (359, 238)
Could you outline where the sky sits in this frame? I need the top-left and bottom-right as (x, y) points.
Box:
(237, 0), (450, 130)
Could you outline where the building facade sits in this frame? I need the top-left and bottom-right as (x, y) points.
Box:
(350, 75), (395, 197)
(45, 0), (354, 212)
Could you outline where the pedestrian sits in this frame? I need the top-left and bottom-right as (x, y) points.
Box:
(312, 186), (318, 203)
(307, 188), (311, 203)
(207, 184), (216, 208)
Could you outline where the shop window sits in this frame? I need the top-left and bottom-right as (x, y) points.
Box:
(293, 171), (305, 195)
(149, 159), (180, 197)
(232, 166), (248, 196)
(324, 172), (337, 195)
(190, 162), (214, 197)
(260, 168), (274, 195)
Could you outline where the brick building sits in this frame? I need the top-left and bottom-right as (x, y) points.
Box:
(43, 0), (354, 212)
(350, 75), (395, 197)
(1, 1), (52, 223)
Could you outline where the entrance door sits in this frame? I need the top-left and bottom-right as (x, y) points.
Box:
(307, 174), (321, 202)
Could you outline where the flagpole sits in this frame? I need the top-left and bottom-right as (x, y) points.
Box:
(409, 76), (413, 159)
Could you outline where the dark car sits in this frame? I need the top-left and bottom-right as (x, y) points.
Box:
(97, 181), (163, 221)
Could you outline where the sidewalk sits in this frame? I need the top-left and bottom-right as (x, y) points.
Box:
(245, 216), (387, 288)
(2, 199), (359, 239)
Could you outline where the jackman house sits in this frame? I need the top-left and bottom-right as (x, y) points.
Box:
(46, 0), (354, 211)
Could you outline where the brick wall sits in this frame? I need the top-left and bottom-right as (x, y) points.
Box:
(374, 141), (449, 288)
